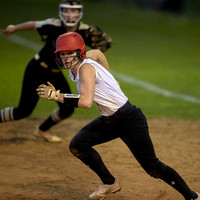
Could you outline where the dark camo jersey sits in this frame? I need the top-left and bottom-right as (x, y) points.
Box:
(0, 17), (112, 126)
(35, 18), (104, 70)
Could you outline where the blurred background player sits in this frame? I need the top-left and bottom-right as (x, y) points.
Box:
(0, 0), (112, 142)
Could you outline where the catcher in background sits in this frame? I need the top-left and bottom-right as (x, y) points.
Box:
(36, 32), (199, 200)
(0, 0), (112, 142)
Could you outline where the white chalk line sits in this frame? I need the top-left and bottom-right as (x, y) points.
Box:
(1, 28), (200, 104)
(111, 71), (200, 104)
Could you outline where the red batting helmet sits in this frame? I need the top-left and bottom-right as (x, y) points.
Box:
(54, 32), (86, 60)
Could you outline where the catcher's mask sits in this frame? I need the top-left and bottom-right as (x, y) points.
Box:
(59, 0), (83, 27)
(55, 32), (86, 69)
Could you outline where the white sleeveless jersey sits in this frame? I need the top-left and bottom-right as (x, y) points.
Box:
(69, 59), (128, 116)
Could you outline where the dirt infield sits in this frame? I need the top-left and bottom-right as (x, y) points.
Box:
(0, 118), (199, 200)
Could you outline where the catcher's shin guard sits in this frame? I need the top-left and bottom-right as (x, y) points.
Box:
(0, 107), (14, 122)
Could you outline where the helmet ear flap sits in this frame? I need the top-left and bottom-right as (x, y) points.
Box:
(77, 49), (85, 60)
(55, 53), (64, 69)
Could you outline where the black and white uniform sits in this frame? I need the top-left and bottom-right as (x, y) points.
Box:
(69, 58), (197, 200)
(0, 19), (111, 131)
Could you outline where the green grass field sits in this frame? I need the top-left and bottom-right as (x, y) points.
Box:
(0, 0), (200, 120)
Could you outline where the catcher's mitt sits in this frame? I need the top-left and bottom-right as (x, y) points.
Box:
(86, 26), (112, 52)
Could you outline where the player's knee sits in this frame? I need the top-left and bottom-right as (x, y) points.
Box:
(69, 146), (90, 160)
(69, 141), (84, 158)
(148, 169), (161, 178)
(69, 147), (82, 157)
(15, 105), (35, 119)
(21, 110), (32, 118)
(69, 136), (88, 159)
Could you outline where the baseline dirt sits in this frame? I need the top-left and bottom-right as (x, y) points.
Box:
(0, 118), (199, 200)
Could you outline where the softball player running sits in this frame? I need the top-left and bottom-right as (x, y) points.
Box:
(36, 32), (199, 200)
(0, 0), (112, 142)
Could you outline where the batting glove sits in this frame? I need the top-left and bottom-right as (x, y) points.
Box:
(36, 82), (60, 101)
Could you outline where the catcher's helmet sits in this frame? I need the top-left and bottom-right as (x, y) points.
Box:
(59, 0), (83, 27)
(55, 32), (86, 60)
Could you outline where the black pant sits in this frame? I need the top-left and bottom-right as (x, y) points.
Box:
(12, 58), (74, 121)
(69, 101), (197, 200)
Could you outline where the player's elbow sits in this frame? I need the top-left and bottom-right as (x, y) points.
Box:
(81, 101), (93, 109)
(78, 95), (93, 109)
(78, 99), (93, 109)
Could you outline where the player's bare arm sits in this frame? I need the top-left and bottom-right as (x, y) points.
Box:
(86, 49), (121, 86)
(86, 49), (110, 72)
(77, 63), (95, 108)
(36, 64), (95, 109)
(3, 21), (36, 37)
